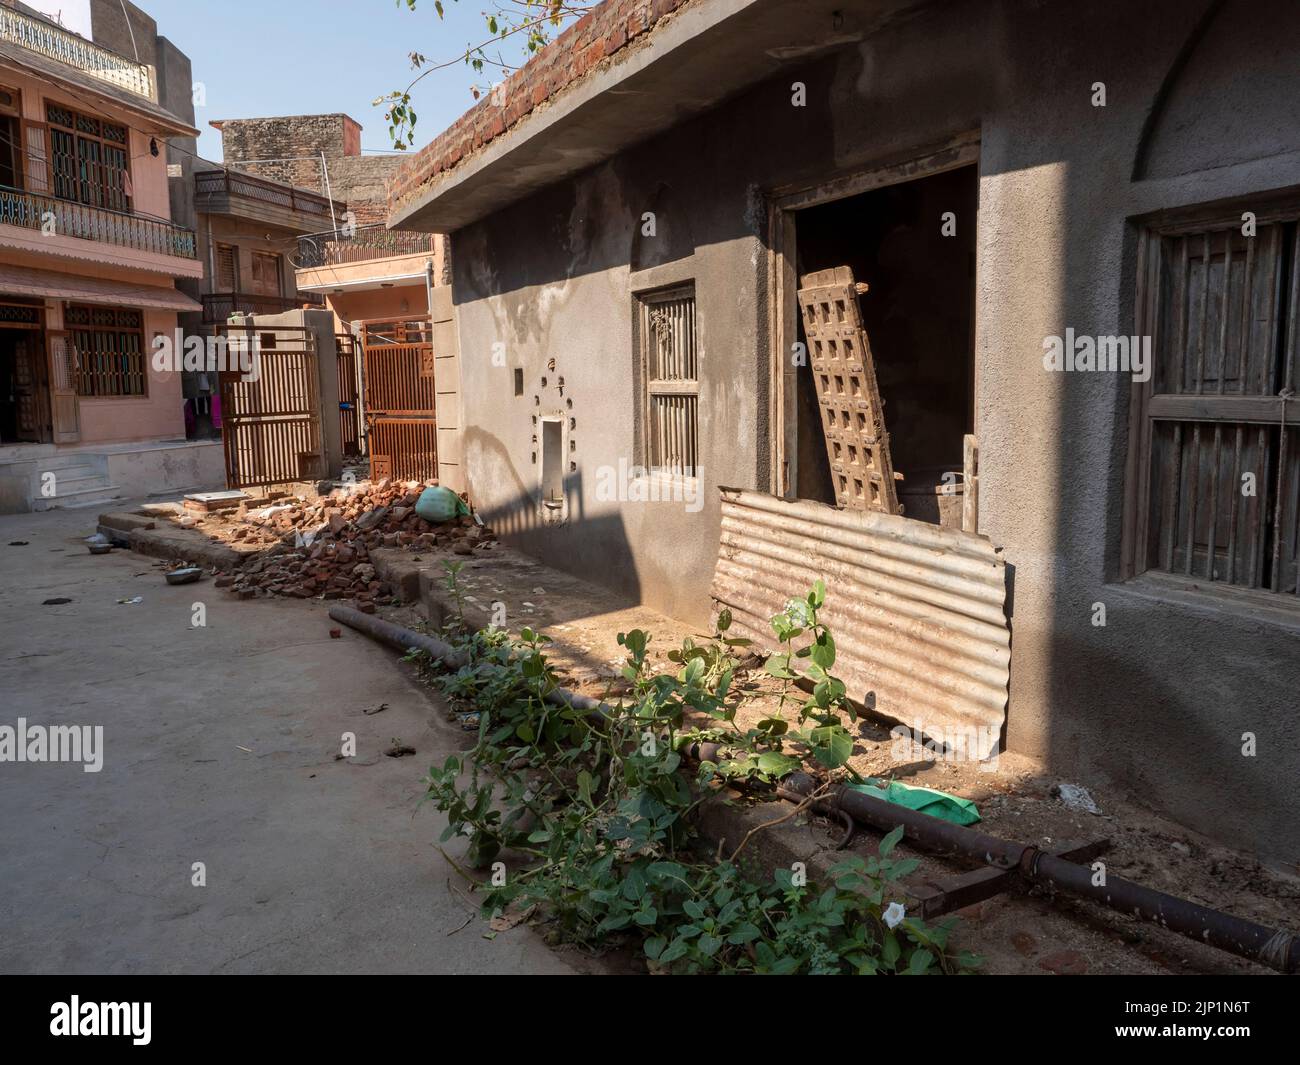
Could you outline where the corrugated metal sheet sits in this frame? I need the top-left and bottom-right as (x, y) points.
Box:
(710, 488), (1009, 759)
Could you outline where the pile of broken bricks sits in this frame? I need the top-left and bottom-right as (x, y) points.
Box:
(206, 479), (496, 608)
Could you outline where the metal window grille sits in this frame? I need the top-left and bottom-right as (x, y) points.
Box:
(66, 303), (146, 397)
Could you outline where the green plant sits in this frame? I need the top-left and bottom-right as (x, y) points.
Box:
(764, 579), (862, 778)
(418, 583), (978, 974)
(441, 559), (468, 632)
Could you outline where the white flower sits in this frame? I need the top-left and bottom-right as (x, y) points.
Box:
(883, 901), (906, 929)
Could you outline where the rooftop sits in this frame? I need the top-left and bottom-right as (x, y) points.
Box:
(0, 2), (152, 99)
(386, 0), (905, 232)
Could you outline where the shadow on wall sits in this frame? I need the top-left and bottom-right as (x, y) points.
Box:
(464, 424), (643, 616)
(454, 59), (841, 302)
(1037, 0), (1300, 861)
(444, 0), (1300, 858)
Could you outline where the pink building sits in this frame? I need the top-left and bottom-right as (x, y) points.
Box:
(0, 1), (221, 511)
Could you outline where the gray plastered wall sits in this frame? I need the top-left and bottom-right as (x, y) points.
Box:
(445, 0), (1300, 862)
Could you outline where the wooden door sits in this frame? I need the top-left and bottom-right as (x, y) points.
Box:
(797, 266), (899, 513)
(11, 335), (46, 443)
(21, 118), (49, 194)
(46, 329), (80, 444)
(215, 244), (238, 291)
(250, 253), (282, 298)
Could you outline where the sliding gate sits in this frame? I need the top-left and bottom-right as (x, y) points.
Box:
(359, 317), (437, 482)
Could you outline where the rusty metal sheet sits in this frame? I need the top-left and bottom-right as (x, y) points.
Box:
(797, 266), (898, 513)
(710, 488), (1009, 759)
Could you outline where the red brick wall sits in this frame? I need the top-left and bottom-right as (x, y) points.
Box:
(388, 0), (691, 219)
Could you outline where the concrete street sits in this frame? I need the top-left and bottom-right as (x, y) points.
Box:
(0, 505), (574, 974)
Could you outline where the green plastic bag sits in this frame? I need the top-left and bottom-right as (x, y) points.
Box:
(846, 778), (981, 826)
(414, 486), (470, 524)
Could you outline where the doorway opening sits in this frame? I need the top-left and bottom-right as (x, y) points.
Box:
(789, 162), (977, 526)
(0, 303), (49, 445)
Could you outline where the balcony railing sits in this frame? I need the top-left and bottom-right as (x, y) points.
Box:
(195, 169), (342, 223)
(0, 184), (196, 258)
(201, 291), (325, 323)
(297, 223), (437, 268)
(0, 6), (152, 98)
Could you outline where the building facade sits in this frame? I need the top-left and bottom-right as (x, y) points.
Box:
(388, 0), (1300, 862)
(0, 0), (219, 510)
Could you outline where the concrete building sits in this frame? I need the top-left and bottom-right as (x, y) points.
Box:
(212, 113), (404, 226)
(0, 0), (221, 510)
(181, 161), (341, 438)
(293, 230), (460, 488)
(388, 0), (1300, 862)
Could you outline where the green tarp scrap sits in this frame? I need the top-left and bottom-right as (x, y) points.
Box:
(846, 778), (981, 826)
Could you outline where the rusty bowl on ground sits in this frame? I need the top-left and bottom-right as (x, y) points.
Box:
(165, 566), (203, 585)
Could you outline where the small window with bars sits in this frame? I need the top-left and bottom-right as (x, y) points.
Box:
(66, 304), (147, 398)
(1130, 211), (1300, 596)
(636, 284), (698, 478)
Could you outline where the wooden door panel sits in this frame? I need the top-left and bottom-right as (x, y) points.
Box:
(46, 329), (80, 444)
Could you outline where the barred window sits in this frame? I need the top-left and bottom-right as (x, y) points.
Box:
(46, 102), (131, 213)
(66, 304), (147, 397)
(636, 284), (698, 477)
(1130, 211), (1299, 595)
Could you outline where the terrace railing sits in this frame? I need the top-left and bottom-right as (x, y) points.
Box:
(297, 224), (436, 268)
(0, 184), (196, 258)
(0, 6), (152, 98)
(195, 169), (341, 224)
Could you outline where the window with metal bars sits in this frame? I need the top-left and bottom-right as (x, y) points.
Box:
(1129, 210), (1300, 596)
(45, 101), (131, 212)
(636, 283), (698, 478)
(66, 303), (147, 397)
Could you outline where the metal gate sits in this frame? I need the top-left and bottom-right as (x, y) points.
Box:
(335, 331), (361, 457)
(219, 325), (324, 489)
(360, 317), (437, 482)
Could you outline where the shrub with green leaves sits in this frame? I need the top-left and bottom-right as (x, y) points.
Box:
(419, 577), (979, 974)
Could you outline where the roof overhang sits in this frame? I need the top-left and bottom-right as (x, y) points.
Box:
(296, 269), (431, 295)
(389, 0), (923, 232)
(0, 263), (201, 311)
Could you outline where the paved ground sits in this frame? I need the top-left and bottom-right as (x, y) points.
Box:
(0, 505), (575, 974)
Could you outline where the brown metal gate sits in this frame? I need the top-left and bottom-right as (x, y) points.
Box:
(219, 325), (324, 489)
(360, 317), (437, 482)
(335, 331), (361, 457)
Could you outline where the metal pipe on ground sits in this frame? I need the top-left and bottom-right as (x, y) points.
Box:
(329, 607), (1299, 974)
(783, 772), (1300, 975)
(328, 606), (610, 717)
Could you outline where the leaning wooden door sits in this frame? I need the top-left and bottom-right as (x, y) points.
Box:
(797, 266), (898, 513)
(45, 329), (79, 444)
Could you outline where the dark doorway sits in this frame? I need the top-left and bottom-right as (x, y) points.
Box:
(793, 164), (977, 523)
(0, 323), (47, 445)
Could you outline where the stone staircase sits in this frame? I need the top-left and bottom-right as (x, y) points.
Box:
(29, 453), (123, 511)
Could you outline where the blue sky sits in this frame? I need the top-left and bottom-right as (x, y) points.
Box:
(29, 0), (541, 160)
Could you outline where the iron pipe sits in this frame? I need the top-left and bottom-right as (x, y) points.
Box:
(784, 772), (1300, 974)
(331, 607), (1298, 973)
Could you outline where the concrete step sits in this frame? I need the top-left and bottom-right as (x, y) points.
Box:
(50, 472), (106, 491)
(33, 483), (124, 511)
